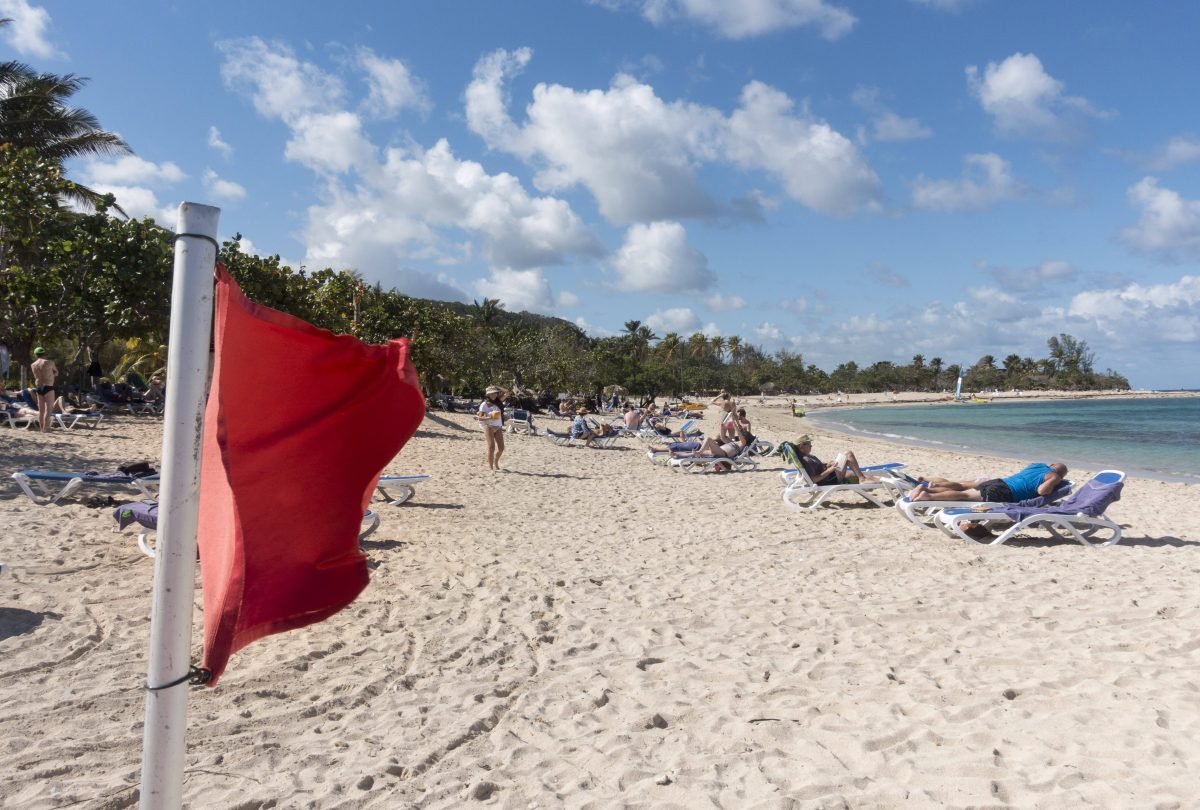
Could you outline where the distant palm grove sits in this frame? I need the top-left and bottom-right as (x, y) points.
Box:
(1, 28), (1130, 398)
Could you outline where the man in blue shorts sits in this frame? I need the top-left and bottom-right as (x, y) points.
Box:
(912, 462), (1068, 503)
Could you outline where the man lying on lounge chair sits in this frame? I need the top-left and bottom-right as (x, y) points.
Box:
(911, 462), (1067, 503)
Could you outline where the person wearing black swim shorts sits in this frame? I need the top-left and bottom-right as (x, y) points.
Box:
(30, 347), (59, 432)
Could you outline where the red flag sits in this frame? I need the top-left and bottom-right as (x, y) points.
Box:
(198, 265), (424, 685)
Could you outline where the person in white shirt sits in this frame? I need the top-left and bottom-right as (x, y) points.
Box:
(477, 386), (506, 471)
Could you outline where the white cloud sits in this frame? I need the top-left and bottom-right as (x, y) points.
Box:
(723, 82), (882, 216)
(1139, 136), (1200, 172)
(71, 185), (166, 223)
(465, 49), (880, 223)
(645, 307), (701, 334)
(202, 169), (247, 202)
(299, 139), (600, 283)
(755, 321), (784, 342)
(357, 47), (431, 118)
(1120, 177), (1200, 262)
(911, 152), (1023, 211)
(1068, 276), (1200, 344)
(473, 268), (564, 314)
(284, 111), (376, 174)
(80, 155), (185, 186)
(851, 86), (931, 143)
(701, 322), (722, 337)
(218, 37), (344, 122)
(0, 0), (60, 58)
(983, 259), (1077, 291)
(208, 126), (233, 159)
(597, 0), (856, 40)
(74, 157), (186, 224)
(779, 296), (808, 314)
(612, 221), (714, 293)
(967, 52), (1111, 139)
(706, 292), (746, 311)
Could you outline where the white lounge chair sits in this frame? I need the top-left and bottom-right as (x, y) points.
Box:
(779, 444), (905, 510)
(667, 443), (759, 474)
(53, 411), (105, 430)
(374, 474), (431, 506)
(118, 500), (383, 557)
(896, 476), (1073, 530)
(934, 470), (1126, 547)
(505, 409), (537, 435)
(13, 469), (159, 505)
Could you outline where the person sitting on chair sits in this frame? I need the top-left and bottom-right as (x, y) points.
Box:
(570, 407), (599, 448)
(681, 416), (753, 459)
(911, 462), (1067, 503)
(794, 435), (877, 485)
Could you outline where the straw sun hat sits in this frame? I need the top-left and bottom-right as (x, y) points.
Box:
(485, 386), (501, 395)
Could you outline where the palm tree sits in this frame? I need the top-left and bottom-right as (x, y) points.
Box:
(0, 26), (131, 212)
(929, 357), (944, 390)
(727, 335), (742, 366)
(710, 335), (726, 363)
(470, 297), (504, 327)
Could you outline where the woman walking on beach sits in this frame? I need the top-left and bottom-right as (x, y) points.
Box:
(478, 386), (506, 471)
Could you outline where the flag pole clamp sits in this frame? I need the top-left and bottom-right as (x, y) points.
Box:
(146, 665), (213, 691)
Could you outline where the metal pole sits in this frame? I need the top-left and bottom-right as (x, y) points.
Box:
(139, 203), (220, 809)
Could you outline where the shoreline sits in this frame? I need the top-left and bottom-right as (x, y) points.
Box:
(746, 393), (1199, 485)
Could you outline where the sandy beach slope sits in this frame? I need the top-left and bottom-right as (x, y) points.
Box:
(2, 400), (1198, 808)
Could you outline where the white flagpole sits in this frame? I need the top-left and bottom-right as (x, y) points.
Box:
(139, 203), (221, 810)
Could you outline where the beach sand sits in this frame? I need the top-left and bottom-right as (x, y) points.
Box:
(2, 399), (1199, 808)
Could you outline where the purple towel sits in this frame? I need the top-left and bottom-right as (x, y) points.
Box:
(997, 477), (1123, 522)
(114, 500), (158, 530)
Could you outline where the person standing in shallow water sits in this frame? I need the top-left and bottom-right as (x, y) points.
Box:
(477, 386), (506, 471)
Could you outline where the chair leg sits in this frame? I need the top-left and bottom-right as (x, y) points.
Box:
(377, 483), (415, 506)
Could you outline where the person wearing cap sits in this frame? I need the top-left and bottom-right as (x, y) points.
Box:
(794, 435), (877, 485)
(570, 406), (599, 448)
(30, 347), (59, 432)
(477, 386), (506, 470)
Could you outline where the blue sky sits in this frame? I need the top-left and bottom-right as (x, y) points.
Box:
(3, 0), (1198, 388)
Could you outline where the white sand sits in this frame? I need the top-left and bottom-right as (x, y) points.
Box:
(2, 399), (1198, 808)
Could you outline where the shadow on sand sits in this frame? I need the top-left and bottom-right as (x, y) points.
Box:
(0, 607), (58, 642)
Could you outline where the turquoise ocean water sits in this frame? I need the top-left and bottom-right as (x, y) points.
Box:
(805, 396), (1200, 482)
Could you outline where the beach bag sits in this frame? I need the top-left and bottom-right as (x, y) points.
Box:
(118, 461), (157, 477)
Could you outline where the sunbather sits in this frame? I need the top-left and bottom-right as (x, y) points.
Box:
(680, 416), (754, 459)
(911, 461), (1067, 503)
(794, 434), (878, 484)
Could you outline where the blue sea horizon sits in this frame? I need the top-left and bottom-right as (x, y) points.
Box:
(805, 396), (1200, 483)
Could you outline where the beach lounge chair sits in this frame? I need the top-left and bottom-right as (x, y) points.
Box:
(2, 404), (35, 429)
(12, 469), (159, 505)
(668, 443), (759, 474)
(117, 501), (383, 557)
(53, 410), (104, 430)
(374, 474), (431, 506)
(895, 476), (1074, 530)
(505, 409), (537, 435)
(779, 444), (904, 510)
(934, 470), (1126, 547)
